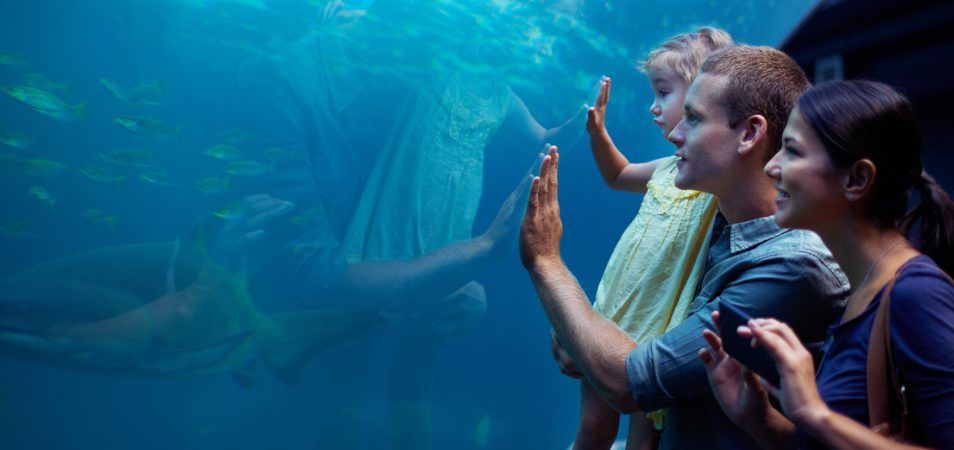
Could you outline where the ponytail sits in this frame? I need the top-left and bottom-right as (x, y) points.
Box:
(902, 172), (954, 275)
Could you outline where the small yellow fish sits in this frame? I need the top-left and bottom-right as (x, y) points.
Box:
(0, 132), (33, 148)
(83, 209), (120, 228)
(223, 160), (268, 177)
(213, 203), (243, 221)
(194, 175), (230, 195)
(2, 85), (86, 122)
(113, 116), (180, 140)
(100, 78), (162, 107)
(0, 218), (42, 238)
(263, 145), (298, 161)
(0, 50), (27, 67)
(23, 73), (69, 94)
(204, 144), (242, 160)
(99, 148), (154, 167)
(288, 206), (323, 229)
(29, 186), (56, 206)
(138, 171), (175, 186)
(292, 242), (325, 256)
(79, 166), (126, 184)
(0, 154), (67, 177)
(219, 128), (255, 145)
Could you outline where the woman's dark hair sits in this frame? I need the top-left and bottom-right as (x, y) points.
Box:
(798, 80), (954, 274)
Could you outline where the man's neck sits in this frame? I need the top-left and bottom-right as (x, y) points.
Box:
(715, 177), (778, 224)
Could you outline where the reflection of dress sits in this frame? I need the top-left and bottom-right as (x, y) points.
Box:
(343, 72), (511, 261)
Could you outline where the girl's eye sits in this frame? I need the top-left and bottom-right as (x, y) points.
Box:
(785, 146), (800, 156)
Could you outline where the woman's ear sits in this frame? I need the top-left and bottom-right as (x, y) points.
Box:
(844, 159), (876, 202)
(737, 114), (768, 157)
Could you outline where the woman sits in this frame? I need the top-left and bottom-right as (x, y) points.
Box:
(698, 80), (954, 449)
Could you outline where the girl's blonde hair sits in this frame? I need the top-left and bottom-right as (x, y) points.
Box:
(639, 26), (734, 85)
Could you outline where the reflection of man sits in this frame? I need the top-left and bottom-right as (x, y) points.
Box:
(520, 46), (849, 449)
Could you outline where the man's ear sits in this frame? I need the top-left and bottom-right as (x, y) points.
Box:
(845, 158), (876, 202)
(737, 114), (768, 157)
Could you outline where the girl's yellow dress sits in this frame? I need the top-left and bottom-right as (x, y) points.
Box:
(593, 156), (718, 428)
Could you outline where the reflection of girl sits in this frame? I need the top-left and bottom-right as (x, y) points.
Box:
(700, 81), (954, 449)
(322, 1), (587, 449)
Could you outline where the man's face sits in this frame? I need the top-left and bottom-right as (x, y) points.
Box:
(667, 73), (739, 195)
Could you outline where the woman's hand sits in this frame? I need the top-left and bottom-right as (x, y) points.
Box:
(744, 318), (832, 428)
(699, 310), (774, 427)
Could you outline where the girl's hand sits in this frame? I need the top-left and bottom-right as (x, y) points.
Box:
(586, 76), (610, 135)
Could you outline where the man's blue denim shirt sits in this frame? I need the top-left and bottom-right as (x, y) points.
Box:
(626, 214), (849, 450)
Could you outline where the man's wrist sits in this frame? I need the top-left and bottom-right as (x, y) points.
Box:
(526, 255), (564, 274)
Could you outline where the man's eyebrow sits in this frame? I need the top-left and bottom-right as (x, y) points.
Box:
(684, 102), (699, 116)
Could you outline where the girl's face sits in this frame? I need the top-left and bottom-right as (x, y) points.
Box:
(646, 63), (688, 138)
(765, 108), (850, 231)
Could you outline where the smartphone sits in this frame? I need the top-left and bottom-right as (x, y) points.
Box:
(718, 301), (781, 387)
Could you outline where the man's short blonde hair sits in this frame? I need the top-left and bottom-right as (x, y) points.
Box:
(639, 27), (734, 85)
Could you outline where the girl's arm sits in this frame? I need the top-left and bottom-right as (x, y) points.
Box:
(587, 77), (664, 193)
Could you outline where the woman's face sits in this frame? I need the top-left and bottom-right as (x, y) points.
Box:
(764, 108), (850, 231)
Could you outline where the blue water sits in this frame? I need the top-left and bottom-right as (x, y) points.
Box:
(0, 1), (815, 449)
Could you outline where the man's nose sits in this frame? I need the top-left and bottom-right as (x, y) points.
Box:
(668, 119), (685, 146)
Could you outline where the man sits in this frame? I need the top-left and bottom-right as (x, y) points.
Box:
(520, 46), (849, 449)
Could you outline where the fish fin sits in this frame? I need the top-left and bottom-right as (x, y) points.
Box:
(230, 358), (261, 388)
(263, 309), (381, 385)
(72, 102), (87, 122)
(165, 237), (182, 294)
(0, 324), (56, 343)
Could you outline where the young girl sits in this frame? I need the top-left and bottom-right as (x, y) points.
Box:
(570, 27), (732, 450)
(700, 80), (954, 449)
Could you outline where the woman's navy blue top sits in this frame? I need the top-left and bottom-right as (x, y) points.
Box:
(800, 255), (954, 449)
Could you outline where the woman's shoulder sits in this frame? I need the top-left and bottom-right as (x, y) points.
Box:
(889, 255), (954, 319)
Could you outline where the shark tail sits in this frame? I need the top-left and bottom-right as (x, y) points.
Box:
(262, 308), (380, 385)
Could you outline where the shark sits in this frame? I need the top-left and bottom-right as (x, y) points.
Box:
(0, 242), (379, 385)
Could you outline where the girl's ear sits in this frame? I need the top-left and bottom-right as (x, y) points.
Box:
(844, 158), (876, 202)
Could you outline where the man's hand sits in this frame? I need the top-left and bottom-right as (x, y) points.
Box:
(519, 145), (563, 270)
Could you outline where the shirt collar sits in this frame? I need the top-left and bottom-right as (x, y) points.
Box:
(723, 214), (789, 253)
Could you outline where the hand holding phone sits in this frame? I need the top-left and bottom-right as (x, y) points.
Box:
(717, 301), (781, 387)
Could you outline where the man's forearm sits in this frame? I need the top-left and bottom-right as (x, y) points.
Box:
(528, 257), (639, 412)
